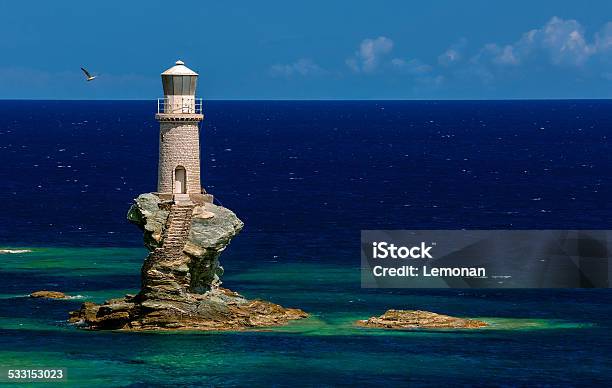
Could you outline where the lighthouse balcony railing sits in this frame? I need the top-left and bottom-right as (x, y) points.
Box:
(157, 97), (203, 114)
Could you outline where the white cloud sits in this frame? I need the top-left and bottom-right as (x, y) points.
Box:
(473, 43), (520, 66)
(494, 45), (520, 65)
(269, 16), (612, 88)
(475, 17), (600, 68)
(269, 58), (326, 78)
(346, 36), (394, 73)
(595, 22), (612, 54)
(538, 17), (595, 65)
(438, 38), (467, 66)
(439, 49), (461, 65)
(391, 58), (433, 74)
(347, 37), (435, 78)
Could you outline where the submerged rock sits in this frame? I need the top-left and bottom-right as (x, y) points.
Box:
(70, 193), (307, 331)
(356, 309), (487, 329)
(30, 290), (68, 299)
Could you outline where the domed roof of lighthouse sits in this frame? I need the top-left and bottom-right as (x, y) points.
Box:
(161, 60), (198, 76)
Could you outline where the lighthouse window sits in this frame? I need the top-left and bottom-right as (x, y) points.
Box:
(163, 76), (173, 95)
(191, 78), (197, 95)
(173, 76), (183, 95)
(182, 76), (191, 95)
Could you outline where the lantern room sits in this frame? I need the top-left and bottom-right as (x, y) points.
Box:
(159, 60), (201, 114)
(161, 60), (198, 95)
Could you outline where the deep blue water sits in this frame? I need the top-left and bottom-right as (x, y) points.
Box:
(2, 100), (612, 250)
(1, 100), (612, 386)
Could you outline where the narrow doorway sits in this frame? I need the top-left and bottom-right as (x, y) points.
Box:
(174, 166), (186, 194)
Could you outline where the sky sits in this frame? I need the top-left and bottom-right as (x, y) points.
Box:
(0, 1), (611, 100)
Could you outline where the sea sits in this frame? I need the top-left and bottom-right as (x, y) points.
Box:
(0, 100), (611, 386)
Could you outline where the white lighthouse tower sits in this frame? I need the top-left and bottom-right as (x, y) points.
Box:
(155, 60), (205, 201)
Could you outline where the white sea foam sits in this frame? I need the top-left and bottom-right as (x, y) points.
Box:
(0, 249), (32, 254)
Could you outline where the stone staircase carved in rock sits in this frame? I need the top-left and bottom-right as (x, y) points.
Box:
(140, 202), (195, 297)
(160, 203), (194, 255)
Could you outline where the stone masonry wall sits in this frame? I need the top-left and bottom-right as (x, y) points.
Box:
(157, 122), (201, 193)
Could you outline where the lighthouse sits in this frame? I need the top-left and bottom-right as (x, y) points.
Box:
(155, 60), (205, 201)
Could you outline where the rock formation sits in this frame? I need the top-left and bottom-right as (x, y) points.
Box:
(69, 193), (307, 331)
(30, 290), (68, 299)
(356, 309), (487, 329)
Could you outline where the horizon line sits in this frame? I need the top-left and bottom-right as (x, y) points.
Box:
(0, 97), (611, 102)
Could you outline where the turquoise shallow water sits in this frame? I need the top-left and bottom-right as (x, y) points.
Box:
(1, 247), (611, 386)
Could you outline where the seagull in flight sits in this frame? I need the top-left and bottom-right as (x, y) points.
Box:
(80, 67), (97, 81)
